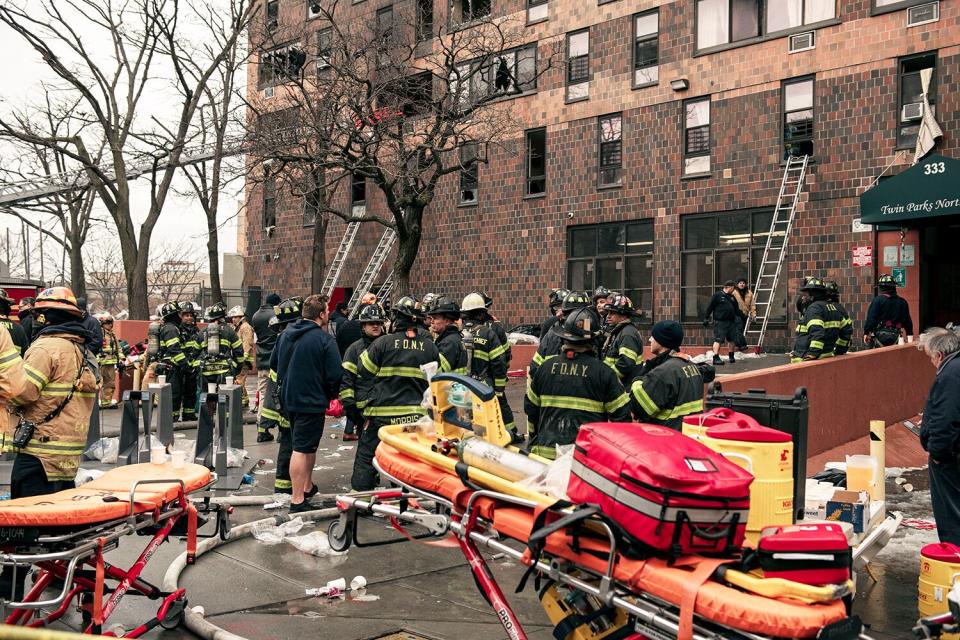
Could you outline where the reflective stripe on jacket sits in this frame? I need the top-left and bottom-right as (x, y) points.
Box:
(434, 326), (468, 375)
(601, 321), (644, 383)
(630, 353), (705, 430)
(358, 327), (440, 419)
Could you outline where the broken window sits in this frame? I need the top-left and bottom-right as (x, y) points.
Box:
(377, 6), (394, 66)
(258, 107), (300, 147)
(385, 71), (434, 117)
(316, 28), (332, 72)
(459, 144), (478, 205)
(258, 44), (307, 88)
(451, 44), (537, 106)
(566, 30), (589, 101)
(266, 0), (279, 32)
(598, 114), (622, 187)
(351, 173), (366, 205)
(450, 0), (491, 26)
(525, 128), (546, 196)
(417, 0), (434, 41)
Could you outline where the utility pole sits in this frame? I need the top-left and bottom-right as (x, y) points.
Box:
(21, 220), (29, 280)
(39, 220), (44, 283)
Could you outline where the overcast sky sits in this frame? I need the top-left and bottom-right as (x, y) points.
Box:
(0, 2), (243, 280)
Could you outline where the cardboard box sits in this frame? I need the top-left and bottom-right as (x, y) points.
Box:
(824, 490), (872, 533)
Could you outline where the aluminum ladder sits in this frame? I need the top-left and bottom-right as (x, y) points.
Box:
(744, 154), (809, 351)
(346, 227), (396, 315)
(320, 221), (361, 299)
(375, 273), (394, 304)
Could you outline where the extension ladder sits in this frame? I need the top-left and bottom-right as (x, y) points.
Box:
(320, 222), (361, 299)
(346, 227), (396, 315)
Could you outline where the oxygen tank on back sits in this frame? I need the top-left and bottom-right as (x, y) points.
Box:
(206, 322), (221, 357)
(147, 322), (160, 357)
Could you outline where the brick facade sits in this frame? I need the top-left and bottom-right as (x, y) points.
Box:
(244, 0), (960, 349)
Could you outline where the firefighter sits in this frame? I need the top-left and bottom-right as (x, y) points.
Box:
(178, 303), (202, 421)
(529, 291), (589, 381)
(864, 273), (914, 348)
(601, 294), (644, 384)
(426, 297), (468, 374)
(340, 303), (387, 443)
(630, 320), (711, 430)
(791, 277), (841, 362)
(540, 288), (569, 339)
(592, 286), (612, 320)
(198, 302), (244, 389)
(17, 297), (37, 345)
(4, 287), (98, 495)
(253, 293), (282, 442)
(143, 302), (187, 414)
(352, 296), (440, 491)
(264, 298), (303, 494)
(462, 292), (521, 444)
(525, 306), (631, 459)
(825, 281), (853, 356)
(0, 289), (28, 355)
(97, 313), (121, 409)
(228, 305), (256, 410)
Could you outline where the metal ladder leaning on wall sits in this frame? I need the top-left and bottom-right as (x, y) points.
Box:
(346, 227), (397, 316)
(320, 221), (362, 299)
(744, 154), (810, 351)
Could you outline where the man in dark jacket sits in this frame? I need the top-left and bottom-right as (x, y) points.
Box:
(601, 294), (643, 384)
(919, 328), (960, 545)
(540, 288), (568, 339)
(825, 281), (853, 355)
(17, 297), (36, 345)
(329, 302), (349, 337)
(75, 297), (103, 356)
(352, 297), (439, 490)
(252, 293), (281, 441)
(427, 297), (468, 374)
(703, 281), (744, 366)
(864, 274), (913, 348)
(631, 320), (712, 430)
(273, 294), (342, 513)
(525, 307), (631, 459)
(530, 291), (589, 380)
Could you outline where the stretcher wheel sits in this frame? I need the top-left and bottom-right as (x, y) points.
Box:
(160, 598), (186, 629)
(328, 518), (352, 552)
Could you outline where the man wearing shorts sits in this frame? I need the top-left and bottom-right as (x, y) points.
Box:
(703, 280), (745, 366)
(274, 294), (343, 513)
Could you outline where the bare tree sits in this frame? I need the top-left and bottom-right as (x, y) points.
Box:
(0, 0), (255, 318)
(148, 242), (203, 308)
(84, 238), (127, 314)
(247, 1), (558, 296)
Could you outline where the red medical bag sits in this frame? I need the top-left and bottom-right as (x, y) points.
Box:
(567, 423), (753, 556)
(757, 523), (851, 585)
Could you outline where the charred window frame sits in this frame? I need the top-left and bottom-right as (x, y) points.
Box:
(896, 52), (937, 149)
(450, 0), (491, 26)
(683, 97), (711, 176)
(525, 127), (547, 197)
(598, 114), (623, 188)
(417, 0), (435, 41)
(782, 76), (814, 160)
(566, 30), (590, 102)
(567, 221), (655, 322)
(263, 164), (277, 229)
(450, 43), (537, 107)
(459, 144), (479, 205)
(258, 44), (307, 89)
(376, 6), (394, 66)
(351, 173), (366, 207)
(265, 0), (279, 32)
(633, 10), (659, 88)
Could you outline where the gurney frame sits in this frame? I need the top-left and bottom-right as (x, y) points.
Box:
(0, 477), (229, 637)
(331, 460), (874, 640)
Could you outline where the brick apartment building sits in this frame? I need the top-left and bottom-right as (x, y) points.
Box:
(243, 0), (959, 349)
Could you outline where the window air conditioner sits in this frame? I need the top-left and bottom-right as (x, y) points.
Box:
(901, 102), (924, 121)
(907, 2), (939, 26)
(788, 31), (815, 53)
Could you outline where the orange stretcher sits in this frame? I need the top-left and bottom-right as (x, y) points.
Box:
(329, 440), (868, 640)
(0, 462), (227, 637)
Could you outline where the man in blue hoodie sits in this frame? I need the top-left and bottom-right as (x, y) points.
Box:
(273, 294), (343, 513)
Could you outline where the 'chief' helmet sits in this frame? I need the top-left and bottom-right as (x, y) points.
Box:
(35, 287), (83, 317)
(357, 304), (387, 324)
(560, 291), (590, 313)
(205, 302), (227, 322)
(604, 294), (635, 315)
(552, 307), (601, 344)
(461, 292), (487, 313)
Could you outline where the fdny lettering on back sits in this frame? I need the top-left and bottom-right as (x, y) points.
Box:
(549, 361), (589, 377)
(394, 339), (426, 351)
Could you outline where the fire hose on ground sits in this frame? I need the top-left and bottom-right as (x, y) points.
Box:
(161, 505), (340, 640)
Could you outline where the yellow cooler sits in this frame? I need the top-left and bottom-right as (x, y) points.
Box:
(920, 542), (960, 637)
(682, 408), (763, 439)
(695, 421), (794, 545)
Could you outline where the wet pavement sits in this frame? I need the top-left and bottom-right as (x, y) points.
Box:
(4, 375), (940, 639)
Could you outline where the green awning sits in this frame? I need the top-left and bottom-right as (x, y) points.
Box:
(860, 155), (960, 225)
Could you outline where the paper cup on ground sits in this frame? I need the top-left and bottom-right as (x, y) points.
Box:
(171, 450), (187, 469)
(350, 576), (367, 590)
(325, 578), (346, 591)
(151, 446), (167, 465)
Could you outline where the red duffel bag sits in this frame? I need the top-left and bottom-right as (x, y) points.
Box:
(567, 422), (754, 556)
